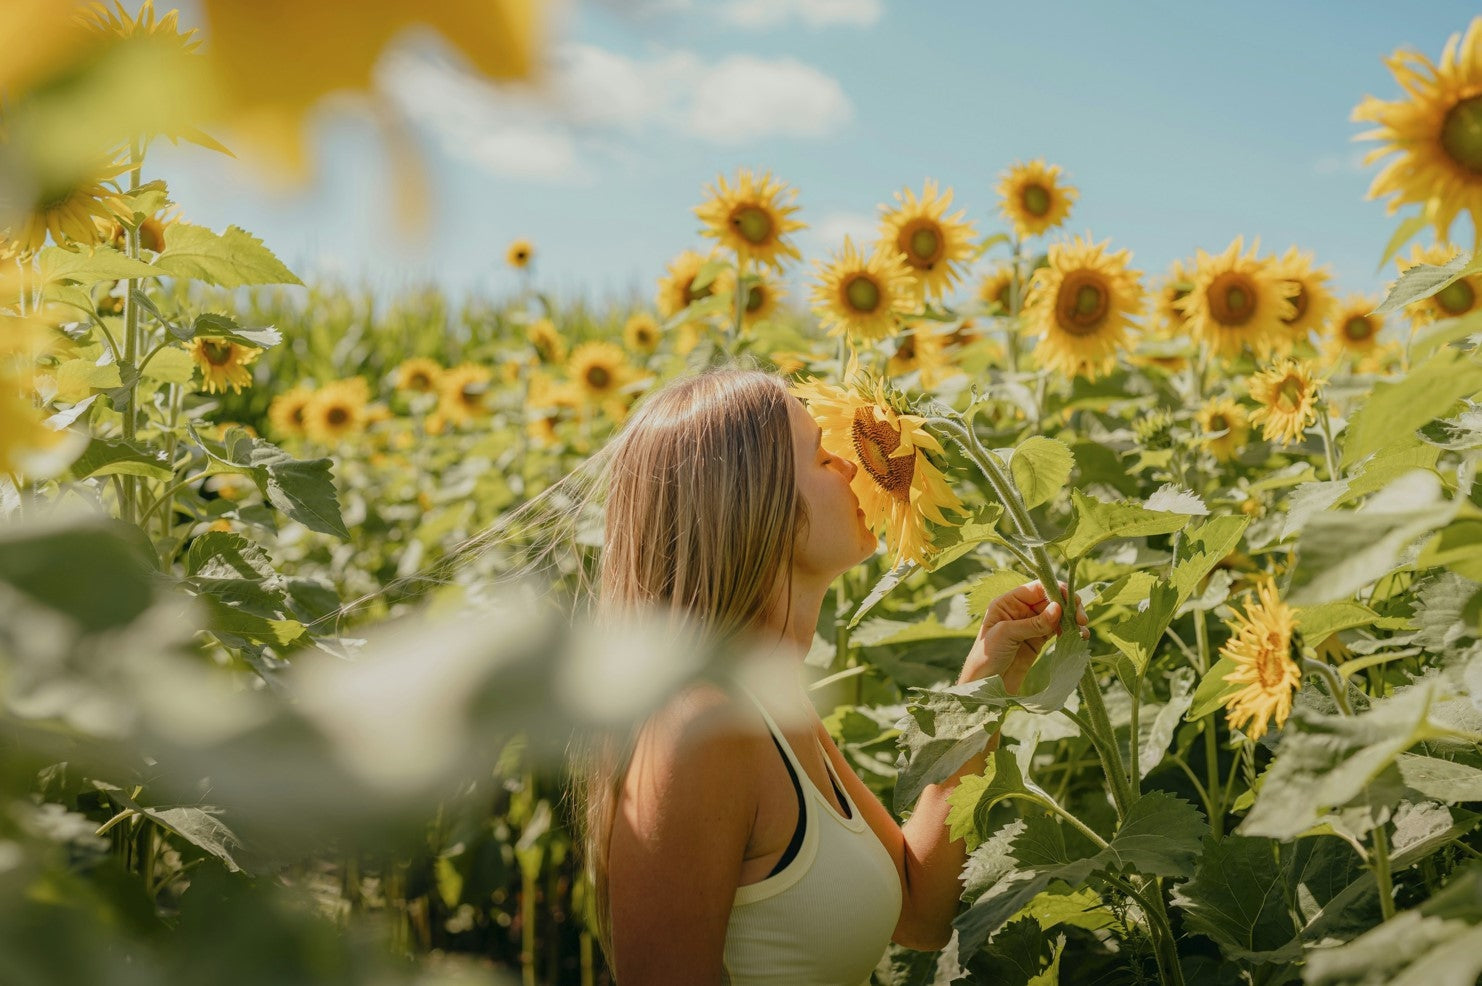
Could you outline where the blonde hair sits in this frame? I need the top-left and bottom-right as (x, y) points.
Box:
(570, 366), (808, 967)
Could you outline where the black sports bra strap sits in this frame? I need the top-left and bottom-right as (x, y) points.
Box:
(765, 735), (806, 878)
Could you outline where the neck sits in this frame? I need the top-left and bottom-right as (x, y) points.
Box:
(756, 567), (831, 661)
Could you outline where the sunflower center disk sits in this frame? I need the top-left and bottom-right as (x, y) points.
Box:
(844, 274), (882, 313)
(1255, 635), (1287, 689)
(745, 284), (765, 313)
(1276, 375), (1305, 411)
(909, 227), (940, 263)
(1436, 278), (1477, 316)
(1210, 273), (1256, 326)
(850, 408), (914, 504)
(327, 407), (349, 426)
(732, 206), (774, 245)
(1209, 414), (1229, 432)
(1055, 272), (1110, 336)
(900, 220), (944, 268)
(1344, 316), (1374, 342)
(586, 366), (611, 389)
(1440, 95), (1482, 175)
(1022, 184), (1051, 217)
(203, 340), (233, 365)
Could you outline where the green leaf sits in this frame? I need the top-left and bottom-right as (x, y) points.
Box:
(93, 782), (254, 874)
(847, 558), (918, 629)
(1138, 668), (1195, 775)
(967, 569), (1034, 619)
(189, 311), (284, 349)
(198, 592), (305, 647)
(1419, 518), (1482, 581)
(1419, 401), (1482, 451)
(945, 747), (1028, 850)
(1185, 656), (1241, 722)
(141, 344), (196, 384)
(1171, 516), (1249, 606)
(0, 516), (158, 632)
(1373, 251), (1480, 314)
(1293, 600), (1382, 646)
(1056, 490), (1192, 561)
(1100, 791), (1206, 879)
(1010, 437), (1074, 510)
(1100, 577), (1178, 673)
(117, 179), (172, 222)
(1013, 626), (1091, 716)
(197, 428), (350, 540)
(1343, 342), (1482, 468)
(1172, 835), (1302, 962)
(1377, 213), (1431, 271)
(153, 223), (302, 288)
(1394, 753), (1482, 803)
(928, 503), (1009, 573)
(63, 436), (172, 482)
(38, 244), (161, 288)
(186, 531), (276, 580)
(895, 684), (1004, 812)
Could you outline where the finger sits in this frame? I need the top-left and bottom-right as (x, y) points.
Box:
(999, 601), (1061, 642)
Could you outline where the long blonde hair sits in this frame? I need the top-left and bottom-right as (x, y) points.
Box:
(569, 366), (808, 968)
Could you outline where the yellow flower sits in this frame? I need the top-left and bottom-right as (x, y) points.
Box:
(1150, 259), (1196, 340)
(506, 238), (534, 269)
(1022, 235), (1144, 380)
(1396, 243), (1482, 326)
(1352, 17), (1482, 247)
(1248, 358), (1321, 446)
(790, 376), (966, 567)
(1270, 247), (1337, 352)
(526, 318), (567, 363)
(567, 341), (632, 404)
(996, 159), (1078, 239)
(656, 249), (724, 319)
(694, 169), (805, 272)
(810, 236), (916, 342)
(878, 180), (978, 300)
(527, 414), (559, 448)
(303, 377), (370, 443)
(80, 1), (202, 47)
(1, 374), (77, 478)
(977, 265), (1019, 315)
(887, 325), (959, 389)
(268, 384), (316, 439)
(1221, 580), (1301, 740)
(1324, 294), (1386, 361)
(735, 270), (785, 329)
(189, 337), (260, 394)
(11, 159), (130, 255)
(394, 357), (443, 394)
(437, 363), (494, 424)
(1195, 396), (1250, 463)
(1180, 237), (1296, 361)
(768, 350), (810, 376)
(623, 312), (661, 354)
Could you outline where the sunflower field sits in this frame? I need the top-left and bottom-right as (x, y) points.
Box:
(4, 4), (1482, 986)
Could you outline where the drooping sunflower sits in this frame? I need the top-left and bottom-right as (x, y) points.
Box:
(1180, 237), (1297, 361)
(393, 357), (444, 394)
(268, 384), (316, 439)
(303, 377), (370, 444)
(656, 249), (723, 320)
(1195, 395), (1251, 463)
(789, 376), (966, 567)
(1396, 243), (1482, 326)
(694, 169), (805, 272)
(506, 238), (534, 269)
(438, 363), (495, 424)
(977, 265), (1019, 316)
(568, 341), (632, 404)
(878, 180), (978, 300)
(1270, 247), (1337, 352)
(623, 312), (661, 354)
(1248, 358), (1321, 446)
(526, 318), (567, 364)
(1352, 17), (1482, 247)
(1021, 235), (1145, 380)
(1150, 259), (1196, 340)
(1324, 294), (1386, 360)
(996, 159), (1078, 240)
(810, 236), (916, 342)
(887, 325), (959, 389)
(1221, 580), (1302, 740)
(189, 337), (260, 394)
(11, 159), (131, 255)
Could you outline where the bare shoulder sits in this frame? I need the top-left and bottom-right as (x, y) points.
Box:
(637, 679), (769, 768)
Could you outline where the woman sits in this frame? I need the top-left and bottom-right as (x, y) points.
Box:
(573, 367), (1085, 985)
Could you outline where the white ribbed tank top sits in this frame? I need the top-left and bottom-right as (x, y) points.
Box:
(722, 686), (903, 986)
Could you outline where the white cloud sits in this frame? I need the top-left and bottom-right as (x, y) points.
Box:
(721, 0), (884, 28)
(688, 56), (852, 143)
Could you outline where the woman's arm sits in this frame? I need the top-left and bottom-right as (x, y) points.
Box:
(607, 683), (764, 984)
(815, 582), (1086, 950)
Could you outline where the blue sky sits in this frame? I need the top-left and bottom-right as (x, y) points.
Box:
(152, 0), (1479, 313)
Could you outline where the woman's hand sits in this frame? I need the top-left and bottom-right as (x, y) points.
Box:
(960, 581), (1089, 693)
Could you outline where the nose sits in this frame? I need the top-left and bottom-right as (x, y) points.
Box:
(842, 456), (858, 480)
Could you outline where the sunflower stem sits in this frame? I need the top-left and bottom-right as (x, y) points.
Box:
(1195, 607), (1225, 837)
(1004, 237), (1023, 374)
(119, 140), (145, 527)
(730, 255), (747, 352)
(1302, 655), (1352, 717)
(1316, 402), (1342, 482)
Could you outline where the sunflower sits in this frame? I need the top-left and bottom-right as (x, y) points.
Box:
(526, 318), (567, 363)
(996, 159), (1078, 240)
(1396, 243), (1482, 326)
(1195, 395), (1250, 463)
(887, 325), (959, 389)
(506, 238), (534, 269)
(878, 180), (978, 300)
(437, 363), (494, 424)
(1270, 247), (1337, 352)
(809, 236), (915, 343)
(1150, 259), (1196, 340)
(656, 249), (723, 319)
(1352, 17), (1482, 247)
(1248, 358), (1321, 446)
(1221, 580), (1302, 740)
(623, 312), (661, 354)
(393, 357), (443, 394)
(79, 0), (203, 47)
(267, 385), (314, 439)
(790, 376), (966, 567)
(303, 377), (370, 444)
(568, 341), (632, 404)
(694, 169), (805, 272)
(734, 270), (785, 329)
(189, 337), (260, 394)
(11, 159), (131, 255)
(1324, 294), (1386, 360)
(1180, 237), (1296, 361)
(527, 414), (559, 448)
(977, 265), (1019, 315)
(1021, 235), (1144, 380)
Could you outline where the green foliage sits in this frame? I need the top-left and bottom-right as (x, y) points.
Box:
(1010, 437), (1075, 510)
(153, 223), (303, 288)
(1056, 490), (1192, 561)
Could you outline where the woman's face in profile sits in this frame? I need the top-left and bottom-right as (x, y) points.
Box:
(786, 396), (877, 577)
